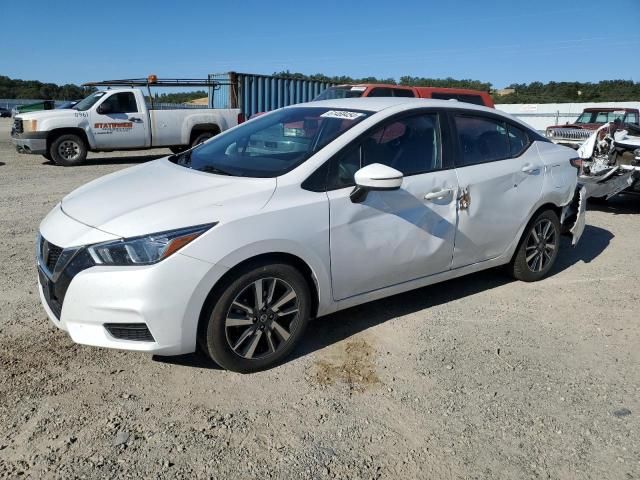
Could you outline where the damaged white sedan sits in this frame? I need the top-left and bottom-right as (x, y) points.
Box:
(37, 98), (584, 372)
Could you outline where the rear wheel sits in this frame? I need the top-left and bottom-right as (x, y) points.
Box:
(508, 210), (560, 282)
(200, 262), (311, 373)
(49, 134), (87, 166)
(191, 132), (214, 148)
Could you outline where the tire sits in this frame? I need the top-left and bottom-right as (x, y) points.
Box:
(191, 132), (214, 148)
(49, 134), (87, 166)
(169, 146), (188, 154)
(508, 210), (560, 282)
(200, 262), (311, 373)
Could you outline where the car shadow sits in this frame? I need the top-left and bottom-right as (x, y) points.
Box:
(588, 193), (640, 215)
(0, 162), (5, 166)
(155, 224), (613, 373)
(41, 154), (167, 166)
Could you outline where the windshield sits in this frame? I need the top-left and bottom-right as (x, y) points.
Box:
(170, 106), (372, 177)
(575, 111), (626, 124)
(73, 91), (106, 111)
(314, 86), (366, 101)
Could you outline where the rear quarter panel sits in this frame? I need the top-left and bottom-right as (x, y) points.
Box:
(150, 109), (240, 146)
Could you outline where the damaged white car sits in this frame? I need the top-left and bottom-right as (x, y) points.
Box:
(37, 98), (584, 372)
(575, 120), (640, 201)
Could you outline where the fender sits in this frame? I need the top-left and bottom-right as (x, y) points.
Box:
(214, 239), (334, 317)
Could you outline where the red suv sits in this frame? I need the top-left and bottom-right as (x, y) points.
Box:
(314, 84), (495, 108)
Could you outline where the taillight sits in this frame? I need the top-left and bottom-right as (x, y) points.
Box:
(237, 113), (245, 124)
(570, 157), (583, 169)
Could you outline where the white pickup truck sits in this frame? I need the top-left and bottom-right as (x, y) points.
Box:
(11, 87), (240, 166)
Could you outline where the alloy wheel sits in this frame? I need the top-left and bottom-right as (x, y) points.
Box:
(225, 277), (300, 360)
(57, 140), (80, 161)
(525, 218), (557, 272)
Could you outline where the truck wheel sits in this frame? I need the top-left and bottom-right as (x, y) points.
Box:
(50, 134), (87, 166)
(191, 132), (214, 147)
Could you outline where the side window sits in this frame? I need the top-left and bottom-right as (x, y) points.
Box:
(367, 88), (393, 97)
(454, 115), (510, 166)
(625, 112), (638, 124)
(328, 146), (360, 190)
(431, 92), (455, 101)
(507, 124), (530, 157)
(393, 88), (416, 98)
(362, 113), (441, 176)
(101, 92), (138, 114)
(457, 94), (484, 106)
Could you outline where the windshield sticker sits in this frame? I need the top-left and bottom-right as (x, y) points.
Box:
(320, 110), (366, 120)
(350, 86), (367, 92)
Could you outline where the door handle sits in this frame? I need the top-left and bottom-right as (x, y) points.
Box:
(424, 188), (453, 201)
(128, 117), (143, 123)
(521, 163), (541, 174)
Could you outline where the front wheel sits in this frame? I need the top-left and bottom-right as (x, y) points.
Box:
(200, 262), (311, 373)
(49, 134), (87, 166)
(508, 210), (560, 282)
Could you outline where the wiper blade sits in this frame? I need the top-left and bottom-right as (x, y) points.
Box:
(200, 165), (232, 176)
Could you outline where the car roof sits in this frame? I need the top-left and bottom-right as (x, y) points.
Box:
(290, 97), (537, 133)
(293, 97), (494, 114)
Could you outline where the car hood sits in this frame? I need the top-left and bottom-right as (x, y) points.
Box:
(61, 158), (277, 238)
(16, 109), (77, 121)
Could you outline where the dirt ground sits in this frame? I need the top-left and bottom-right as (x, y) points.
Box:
(0, 117), (638, 479)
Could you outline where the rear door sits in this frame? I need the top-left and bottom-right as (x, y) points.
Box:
(91, 92), (149, 149)
(327, 111), (459, 300)
(451, 112), (545, 268)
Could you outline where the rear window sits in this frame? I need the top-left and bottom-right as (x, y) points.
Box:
(454, 115), (510, 166)
(431, 92), (485, 106)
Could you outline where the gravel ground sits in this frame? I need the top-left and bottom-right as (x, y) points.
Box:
(0, 117), (638, 479)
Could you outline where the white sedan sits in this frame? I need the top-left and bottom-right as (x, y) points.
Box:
(37, 98), (583, 372)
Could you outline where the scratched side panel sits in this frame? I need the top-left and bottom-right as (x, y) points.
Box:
(328, 170), (459, 301)
(452, 146), (545, 268)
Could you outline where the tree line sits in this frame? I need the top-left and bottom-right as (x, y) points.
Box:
(274, 71), (640, 103)
(0, 75), (95, 100)
(2, 73), (639, 104)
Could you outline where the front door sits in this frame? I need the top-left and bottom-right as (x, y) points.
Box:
(451, 114), (545, 268)
(91, 91), (148, 149)
(328, 112), (459, 300)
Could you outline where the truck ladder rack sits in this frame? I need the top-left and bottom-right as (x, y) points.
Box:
(82, 78), (232, 88)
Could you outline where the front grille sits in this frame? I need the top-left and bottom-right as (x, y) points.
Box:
(105, 324), (155, 342)
(547, 127), (592, 141)
(37, 234), (95, 321)
(46, 244), (63, 272)
(13, 118), (23, 134)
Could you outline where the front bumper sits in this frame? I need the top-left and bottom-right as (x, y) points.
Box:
(37, 207), (229, 356)
(12, 132), (47, 155)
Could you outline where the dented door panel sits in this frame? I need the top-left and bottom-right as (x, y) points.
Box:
(452, 146), (545, 268)
(328, 170), (459, 301)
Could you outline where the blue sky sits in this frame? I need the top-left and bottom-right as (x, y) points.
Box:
(2, 0), (639, 88)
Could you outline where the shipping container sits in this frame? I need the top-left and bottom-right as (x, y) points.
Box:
(208, 72), (336, 118)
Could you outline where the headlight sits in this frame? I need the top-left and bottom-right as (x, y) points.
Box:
(546, 129), (554, 138)
(87, 223), (215, 266)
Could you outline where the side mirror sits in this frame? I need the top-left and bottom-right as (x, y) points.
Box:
(350, 163), (403, 203)
(96, 103), (111, 115)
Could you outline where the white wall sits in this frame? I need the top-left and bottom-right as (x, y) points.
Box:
(496, 101), (640, 132)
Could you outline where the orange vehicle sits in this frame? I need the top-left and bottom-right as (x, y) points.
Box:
(314, 83), (495, 108)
